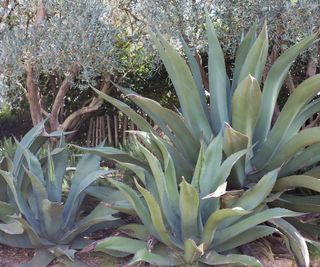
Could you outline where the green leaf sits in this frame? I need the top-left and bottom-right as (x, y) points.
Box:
(63, 169), (112, 229)
(118, 224), (149, 241)
(126, 94), (199, 163)
(202, 208), (249, 247)
(129, 248), (181, 266)
(254, 34), (317, 144)
(232, 24), (257, 89)
(72, 145), (147, 168)
(238, 23), (268, 84)
(201, 250), (262, 266)
(215, 225), (276, 252)
(273, 175), (320, 192)
(214, 208), (301, 247)
(135, 180), (175, 247)
(254, 74), (320, 170)
(109, 179), (155, 236)
(91, 86), (154, 133)
(270, 218), (309, 267)
(150, 30), (212, 143)
(223, 125), (249, 188)
(272, 194), (320, 212)
(232, 75), (261, 144)
(206, 11), (228, 133)
(183, 239), (204, 264)
(21, 248), (55, 267)
(180, 179), (200, 241)
(234, 169), (278, 211)
(41, 199), (63, 242)
(181, 38), (210, 122)
(95, 236), (147, 254)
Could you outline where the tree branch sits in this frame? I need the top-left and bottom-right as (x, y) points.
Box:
(61, 73), (111, 131)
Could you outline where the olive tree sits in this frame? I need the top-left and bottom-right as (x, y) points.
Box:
(0, 0), (125, 136)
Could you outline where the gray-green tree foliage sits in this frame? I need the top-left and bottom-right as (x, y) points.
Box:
(0, 0), (126, 134)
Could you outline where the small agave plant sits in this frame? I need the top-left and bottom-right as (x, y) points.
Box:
(89, 13), (320, 229)
(0, 122), (123, 266)
(89, 133), (307, 266)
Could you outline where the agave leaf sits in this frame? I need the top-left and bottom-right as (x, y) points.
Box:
(17, 143), (44, 183)
(214, 208), (302, 247)
(95, 236), (147, 255)
(254, 34), (318, 144)
(215, 225), (276, 252)
(270, 218), (309, 267)
(223, 125), (249, 188)
(181, 38), (210, 121)
(0, 231), (34, 248)
(72, 145), (147, 168)
(191, 142), (206, 190)
(62, 202), (117, 244)
(232, 75), (261, 144)
(286, 217), (320, 238)
(0, 221), (24, 234)
(180, 179), (200, 241)
(13, 216), (49, 248)
(109, 179), (155, 236)
(201, 207), (249, 248)
(206, 11), (228, 133)
(91, 86), (154, 133)
(137, 142), (179, 230)
(279, 143), (320, 177)
(0, 201), (17, 222)
(125, 94), (199, 163)
(118, 224), (149, 241)
(238, 23), (268, 85)
(41, 199), (63, 242)
(150, 30), (212, 143)
(13, 120), (47, 185)
(254, 74), (320, 170)
(152, 135), (180, 209)
(21, 248), (55, 267)
(271, 194), (320, 212)
(285, 98), (320, 142)
(199, 134), (223, 197)
(259, 127), (320, 174)
(208, 149), (248, 195)
(304, 166), (320, 178)
(135, 180), (175, 247)
(200, 250), (262, 266)
(273, 175), (320, 192)
(63, 169), (112, 229)
(129, 248), (182, 266)
(233, 169), (278, 211)
(47, 144), (68, 202)
(0, 169), (38, 228)
(232, 24), (257, 89)
(183, 239), (204, 263)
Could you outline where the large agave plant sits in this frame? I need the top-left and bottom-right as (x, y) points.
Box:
(0, 122), (123, 266)
(88, 133), (307, 266)
(90, 15), (320, 216)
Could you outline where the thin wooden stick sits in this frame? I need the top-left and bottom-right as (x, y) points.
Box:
(114, 114), (118, 147)
(107, 115), (112, 146)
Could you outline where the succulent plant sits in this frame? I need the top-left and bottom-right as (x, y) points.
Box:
(0, 122), (124, 266)
(89, 14), (320, 217)
(92, 133), (306, 266)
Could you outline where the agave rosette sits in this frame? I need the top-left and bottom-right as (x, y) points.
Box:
(0, 122), (124, 265)
(92, 133), (307, 266)
(89, 14), (320, 218)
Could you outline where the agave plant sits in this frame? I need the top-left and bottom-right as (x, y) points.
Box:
(88, 133), (307, 266)
(0, 122), (124, 266)
(88, 14), (320, 217)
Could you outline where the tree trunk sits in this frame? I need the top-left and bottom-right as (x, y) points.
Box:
(26, 65), (43, 125)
